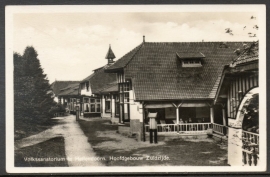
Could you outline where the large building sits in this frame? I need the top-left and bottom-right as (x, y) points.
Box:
(54, 38), (259, 166)
(79, 45), (118, 121)
(105, 38), (254, 138)
(215, 41), (259, 166)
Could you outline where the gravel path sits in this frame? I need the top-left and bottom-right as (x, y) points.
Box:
(15, 115), (103, 166)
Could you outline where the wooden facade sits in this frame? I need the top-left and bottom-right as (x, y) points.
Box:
(227, 73), (259, 119)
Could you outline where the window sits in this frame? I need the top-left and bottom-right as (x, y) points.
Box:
(115, 95), (120, 117)
(182, 59), (202, 67)
(96, 103), (101, 112)
(86, 82), (89, 91)
(119, 82), (130, 122)
(84, 98), (89, 103)
(84, 103), (90, 112)
(124, 93), (129, 103)
(117, 73), (124, 83)
(85, 98), (101, 113)
(90, 104), (95, 112)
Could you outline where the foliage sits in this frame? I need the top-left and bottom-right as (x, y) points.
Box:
(242, 93), (259, 132)
(14, 46), (56, 127)
(48, 103), (67, 117)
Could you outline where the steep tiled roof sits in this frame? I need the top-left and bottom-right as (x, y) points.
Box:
(105, 43), (143, 71)
(107, 42), (249, 101)
(105, 45), (116, 59)
(58, 83), (79, 96)
(100, 82), (118, 93)
(81, 73), (95, 83)
(89, 64), (117, 94)
(230, 41), (258, 67)
(50, 81), (80, 96)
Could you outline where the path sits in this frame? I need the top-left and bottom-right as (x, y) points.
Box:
(15, 115), (103, 166)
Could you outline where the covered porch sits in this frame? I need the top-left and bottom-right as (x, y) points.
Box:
(143, 101), (228, 135)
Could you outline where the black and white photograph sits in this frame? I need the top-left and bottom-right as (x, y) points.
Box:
(5, 5), (266, 173)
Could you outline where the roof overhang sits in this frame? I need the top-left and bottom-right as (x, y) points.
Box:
(104, 67), (123, 73)
(176, 52), (205, 59)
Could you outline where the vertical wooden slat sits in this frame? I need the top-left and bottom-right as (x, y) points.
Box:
(239, 77), (243, 101)
(246, 76), (249, 92)
(254, 75), (258, 87)
(242, 76), (246, 96)
(227, 84), (231, 117)
(233, 79), (236, 118)
(235, 78), (239, 113)
(250, 76), (254, 88)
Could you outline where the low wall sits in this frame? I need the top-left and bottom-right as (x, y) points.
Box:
(83, 113), (101, 118)
(144, 133), (208, 142)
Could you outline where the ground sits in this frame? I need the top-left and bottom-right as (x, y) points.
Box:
(14, 118), (58, 140)
(15, 137), (68, 167)
(78, 118), (228, 166)
(15, 115), (102, 167)
(14, 115), (228, 167)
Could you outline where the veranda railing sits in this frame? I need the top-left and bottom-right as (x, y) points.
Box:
(212, 123), (228, 135)
(242, 130), (259, 166)
(145, 123), (211, 134)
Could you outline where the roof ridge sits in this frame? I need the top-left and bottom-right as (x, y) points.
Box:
(123, 42), (144, 69)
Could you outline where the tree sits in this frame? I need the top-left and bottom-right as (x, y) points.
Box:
(14, 46), (55, 126)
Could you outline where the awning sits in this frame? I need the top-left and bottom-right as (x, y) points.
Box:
(181, 103), (209, 107)
(144, 102), (209, 108)
(145, 103), (173, 108)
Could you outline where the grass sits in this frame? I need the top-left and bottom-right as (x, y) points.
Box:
(78, 118), (228, 166)
(15, 137), (68, 167)
(14, 118), (59, 140)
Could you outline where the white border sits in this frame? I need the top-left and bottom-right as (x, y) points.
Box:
(6, 5), (267, 173)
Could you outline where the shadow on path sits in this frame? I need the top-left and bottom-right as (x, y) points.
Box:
(15, 115), (103, 166)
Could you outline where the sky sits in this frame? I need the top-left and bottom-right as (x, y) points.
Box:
(13, 12), (258, 84)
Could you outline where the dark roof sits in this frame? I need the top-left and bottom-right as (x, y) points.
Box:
(107, 42), (250, 101)
(176, 52), (205, 59)
(105, 43), (143, 71)
(230, 41), (258, 66)
(100, 82), (118, 93)
(81, 73), (95, 83)
(58, 83), (79, 96)
(105, 45), (116, 59)
(50, 81), (80, 96)
(89, 64), (117, 94)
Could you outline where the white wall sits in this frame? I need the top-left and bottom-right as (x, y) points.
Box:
(101, 94), (111, 118)
(80, 87), (92, 96)
(129, 90), (143, 122)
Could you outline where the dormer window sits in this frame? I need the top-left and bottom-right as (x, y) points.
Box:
(176, 52), (205, 67)
(182, 59), (202, 67)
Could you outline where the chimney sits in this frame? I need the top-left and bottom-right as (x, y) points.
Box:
(143, 35), (145, 43)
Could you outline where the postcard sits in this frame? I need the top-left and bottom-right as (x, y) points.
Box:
(5, 5), (266, 173)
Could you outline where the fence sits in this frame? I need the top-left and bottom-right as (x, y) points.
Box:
(242, 130), (259, 166)
(212, 123), (228, 135)
(145, 123), (211, 134)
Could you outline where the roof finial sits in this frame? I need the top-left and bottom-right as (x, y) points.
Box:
(105, 44), (116, 64)
(143, 35), (145, 43)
